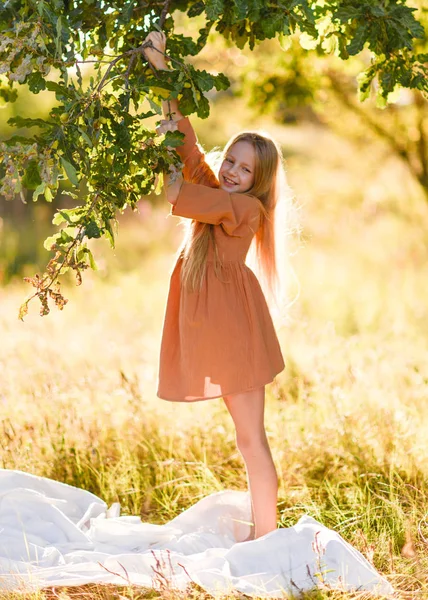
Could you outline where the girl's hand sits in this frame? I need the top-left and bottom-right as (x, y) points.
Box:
(156, 119), (178, 136)
(143, 31), (168, 70)
(164, 167), (183, 205)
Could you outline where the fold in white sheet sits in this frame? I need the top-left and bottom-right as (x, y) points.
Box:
(0, 470), (393, 598)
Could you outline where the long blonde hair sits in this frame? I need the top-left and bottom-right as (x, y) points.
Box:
(178, 130), (293, 318)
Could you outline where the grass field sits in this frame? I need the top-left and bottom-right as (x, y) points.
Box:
(1, 110), (428, 599)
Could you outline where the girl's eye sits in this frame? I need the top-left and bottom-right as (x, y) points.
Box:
(226, 157), (233, 163)
(243, 168), (250, 173)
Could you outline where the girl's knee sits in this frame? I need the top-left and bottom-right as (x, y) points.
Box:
(236, 431), (268, 455)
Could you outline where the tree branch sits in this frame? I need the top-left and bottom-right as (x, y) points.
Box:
(326, 67), (425, 188)
(19, 193), (101, 320)
(159, 0), (171, 29)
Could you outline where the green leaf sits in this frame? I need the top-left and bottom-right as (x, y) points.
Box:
(163, 130), (185, 148)
(246, 0), (260, 21)
(44, 186), (53, 202)
(78, 127), (93, 147)
(59, 228), (77, 242)
(52, 211), (68, 225)
(85, 220), (101, 239)
(380, 69), (396, 96)
(60, 156), (79, 186)
(44, 233), (61, 251)
(52, 207), (85, 225)
(0, 85), (18, 103)
(376, 92), (388, 109)
(27, 72), (47, 94)
(8, 116), (52, 129)
(44, 229), (74, 250)
(188, 1), (205, 17)
(77, 246), (98, 270)
(61, 191), (79, 200)
(147, 95), (162, 115)
(334, 7), (361, 22)
(177, 89), (197, 116)
(234, 29), (248, 49)
(357, 69), (375, 102)
(337, 35), (349, 59)
(278, 32), (292, 52)
(213, 72), (229, 91)
(104, 218), (115, 248)
(21, 159), (42, 190)
(113, 121), (131, 149)
(52, 210), (71, 225)
(193, 70), (215, 91)
(120, 1), (134, 21)
(3, 135), (36, 146)
(261, 11), (289, 39)
(390, 6), (425, 39)
(205, 0), (223, 21)
(33, 182), (47, 202)
(154, 172), (163, 195)
(195, 94), (210, 119)
(86, 248), (97, 270)
(45, 81), (73, 98)
(369, 6), (386, 18)
(347, 25), (369, 56)
(76, 62), (83, 88)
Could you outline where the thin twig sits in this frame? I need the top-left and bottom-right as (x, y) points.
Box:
(21, 193), (101, 309)
(75, 59), (115, 64)
(97, 561), (131, 585)
(159, 0), (171, 28)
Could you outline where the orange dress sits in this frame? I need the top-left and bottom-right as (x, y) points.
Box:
(156, 117), (285, 402)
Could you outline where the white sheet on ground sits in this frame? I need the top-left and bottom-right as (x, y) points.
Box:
(0, 470), (393, 598)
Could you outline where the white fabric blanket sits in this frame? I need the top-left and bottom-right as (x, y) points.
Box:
(0, 470), (393, 597)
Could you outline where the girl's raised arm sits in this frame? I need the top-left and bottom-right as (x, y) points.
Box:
(143, 32), (218, 203)
(142, 31), (183, 123)
(143, 32), (184, 204)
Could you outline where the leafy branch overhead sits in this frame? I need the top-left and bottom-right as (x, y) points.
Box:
(0, 0), (426, 319)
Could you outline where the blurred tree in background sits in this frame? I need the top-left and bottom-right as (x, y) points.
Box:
(0, 0), (426, 317)
(232, 1), (428, 201)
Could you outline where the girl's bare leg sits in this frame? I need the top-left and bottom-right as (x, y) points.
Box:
(223, 386), (278, 539)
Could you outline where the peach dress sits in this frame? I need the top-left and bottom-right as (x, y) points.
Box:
(156, 117), (285, 402)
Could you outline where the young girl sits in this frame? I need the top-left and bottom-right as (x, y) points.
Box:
(144, 31), (287, 540)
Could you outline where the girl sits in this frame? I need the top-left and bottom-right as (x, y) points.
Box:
(144, 31), (288, 540)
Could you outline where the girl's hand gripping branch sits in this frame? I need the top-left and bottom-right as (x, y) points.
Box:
(143, 32), (184, 203)
(142, 31), (184, 123)
(142, 31), (168, 71)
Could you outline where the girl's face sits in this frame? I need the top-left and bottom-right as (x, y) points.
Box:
(219, 141), (256, 194)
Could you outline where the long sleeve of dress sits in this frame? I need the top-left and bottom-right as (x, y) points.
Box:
(175, 117), (219, 187)
(171, 181), (260, 237)
(172, 118), (260, 237)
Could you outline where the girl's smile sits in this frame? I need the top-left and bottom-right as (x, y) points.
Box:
(219, 140), (256, 193)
